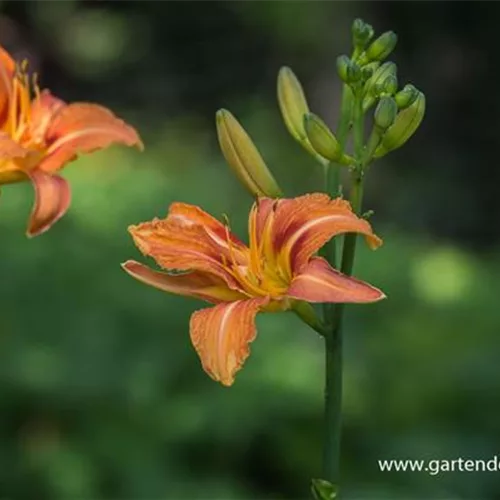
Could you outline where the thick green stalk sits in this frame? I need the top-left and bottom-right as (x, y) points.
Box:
(321, 90), (364, 489)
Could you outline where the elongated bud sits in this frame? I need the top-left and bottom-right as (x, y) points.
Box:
(216, 109), (282, 198)
(352, 18), (374, 50)
(277, 66), (310, 142)
(374, 91), (426, 157)
(303, 113), (341, 161)
(336, 55), (361, 84)
(363, 61), (397, 109)
(365, 31), (398, 62)
(374, 96), (398, 130)
(395, 84), (418, 109)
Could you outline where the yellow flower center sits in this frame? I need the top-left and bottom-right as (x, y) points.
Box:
(222, 207), (291, 299)
(0, 61), (45, 183)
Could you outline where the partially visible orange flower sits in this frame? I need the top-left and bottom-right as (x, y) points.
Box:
(0, 46), (142, 237)
(123, 193), (385, 386)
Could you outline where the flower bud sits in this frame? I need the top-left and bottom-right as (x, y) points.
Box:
(362, 66), (374, 82)
(383, 75), (398, 95)
(374, 91), (426, 157)
(363, 62), (397, 105)
(395, 84), (418, 109)
(336, 55), (361, 84)
(352, 18), (374, 50)
(311, 479), (337, 500)
(374, 96), (398, 130)
(277, 66), (310, 142)
(365, 31), (398, 62)
(216, 109), (282, 198)
(303, 113), (341, 161)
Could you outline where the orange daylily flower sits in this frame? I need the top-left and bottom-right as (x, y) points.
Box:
(123, 194), (385, 386)
(0, 46), (142, 237)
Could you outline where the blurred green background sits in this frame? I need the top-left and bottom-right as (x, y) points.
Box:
(0, 1), (499, 499)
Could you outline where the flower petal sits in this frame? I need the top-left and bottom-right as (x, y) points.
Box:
(128, 216), (243, 290)
(168, 202), (246, 253)
(287, 257), (385, 303)
(189, 297), (268, 386)
(273, 193), (382, 273)
(29, 90), (66, 143)
(39, 103), (143, 173)
(251, 197), (277, 247)
(0, 46), (15, 126)
(26, 169), (71, 237)
(0, 134), (29, 184)
(122, 260), (246, 303)
(0, 132), (29, 159)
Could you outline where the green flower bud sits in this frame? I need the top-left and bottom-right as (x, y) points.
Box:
(363, 61), (397, 105)
(372, 82), (386, 98)
(216, 109), (282, 198)
(311, 479), (338, 500)
(362, 66), (374, 82)
(374, 91), (426, 157)
(303, 113), (341, 161)
(336, 55), (361, 84)
(395, 84), (419, 109)
(374, 96), (398, 130)
(277, 66), (310, 142)
(352, 18), (374, 50)
(365, 31), (398, 62)
(382, 74), (398, 95)
(364, 61), (381, 75)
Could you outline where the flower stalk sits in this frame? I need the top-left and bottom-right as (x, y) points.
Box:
(321, 85), (366, 488)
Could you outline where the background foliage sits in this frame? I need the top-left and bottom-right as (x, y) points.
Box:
(0, 2), (499, 499)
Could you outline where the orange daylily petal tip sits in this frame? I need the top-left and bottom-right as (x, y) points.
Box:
(189, 297), (268, 386)
(25, 170), (71, 238)
(39, 103), (143, 173)
(287, 257), (386, 304)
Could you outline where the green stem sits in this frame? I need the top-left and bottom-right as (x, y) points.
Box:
(321, 83), (352, 305)
(337, 84), (353, 147)
(321, 90), (365, 490)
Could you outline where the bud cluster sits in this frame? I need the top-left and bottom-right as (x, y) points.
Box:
(334, 19), (426, 159)
(215, 18), (425, 200)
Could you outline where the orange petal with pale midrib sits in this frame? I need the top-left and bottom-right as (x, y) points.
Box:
(29, 90), (66, 142)
(189, 297), (268, 386)
(26, 169), (71, 237)
(168, 202), (246, 254)
(272, 193), (382, 273)
(128, 218), (243, 292)
(122, 260), (246, 303)
(39, 102), (143, 173)
(287, 257), (385, 304)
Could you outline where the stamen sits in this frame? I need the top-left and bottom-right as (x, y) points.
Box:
(223, 223), (263, 296)
(8, 59), (34, 140)
(32, 73), (41, 102)
(248, 205), (262, 276)
(259, 208), (276, 265)
(9, 76), (19, 136)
